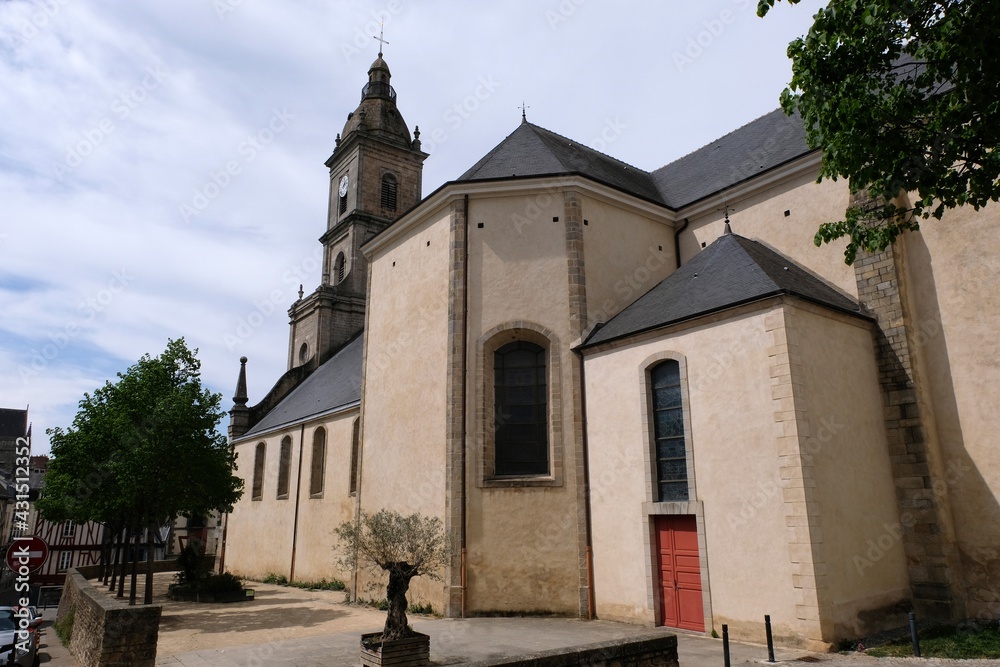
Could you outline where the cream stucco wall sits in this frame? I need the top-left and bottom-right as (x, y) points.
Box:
(681, 169), (857, 299)
(900, 206), (1000, 619)
(225, 409), (357, 585)
(584, 307), (802, 639)
(793, 306), (910, 637)
(584, 299), (914, 645)
(579, 194), (675, 331)
(465, 190), (582, 614)
(358, 205), (453, 610)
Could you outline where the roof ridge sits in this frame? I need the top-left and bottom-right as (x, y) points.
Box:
(652, 107), (794, 174)
(526, 122), (653, 176)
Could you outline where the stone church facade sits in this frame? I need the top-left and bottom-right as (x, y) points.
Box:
(223, 52), (1000, 649)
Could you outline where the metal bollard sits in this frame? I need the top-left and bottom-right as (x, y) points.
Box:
(909, 611), (921, 657)
(723, 624), (731, 667)
(765, 614), (776, 663)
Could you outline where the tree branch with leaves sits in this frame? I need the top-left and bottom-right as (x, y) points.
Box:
(759, 0), (1000, 263)
(335, 509), (449, 641)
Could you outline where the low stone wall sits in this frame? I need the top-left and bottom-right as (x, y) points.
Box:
(56, 568), (161, 667)
(458, 634), (678, 666)
(76, 554), (214, 580)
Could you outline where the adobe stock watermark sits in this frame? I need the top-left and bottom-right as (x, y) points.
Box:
(853, 458), (972, 576)
(179, 107), (295, 223)
(53, 64), (169, 179)
(414, 76), (502, 155)
(223, 246), (322, 350)
(673, 0), (755, 73)
(726, 414), (845, 531)
(545, 0), (587, 30)
(586, 244), (669, 328)
(18, 268), (134, 383)
(11, 0), (70, 44)
(588, 117), (628, 153)
(338, 2), (405, 62)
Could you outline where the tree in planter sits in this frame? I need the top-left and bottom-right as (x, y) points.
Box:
(335, 509), (448, 642)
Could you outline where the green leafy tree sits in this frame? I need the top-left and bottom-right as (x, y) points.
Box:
(335, 510), (448, 642)
(758, 0), (1000, 263)
(39, 338), (244, 604)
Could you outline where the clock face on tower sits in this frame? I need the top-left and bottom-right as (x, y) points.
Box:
(339, 175), (349, 198)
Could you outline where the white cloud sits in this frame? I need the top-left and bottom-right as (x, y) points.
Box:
(0, 0), (823, 452)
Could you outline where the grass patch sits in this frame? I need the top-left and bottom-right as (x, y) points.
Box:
(865, 624), (1000, 659)
(353, 597), (435, 615)
(408, 601), (434, 615)
(261, 573), (345, 591)
(54, 607), (74, 646)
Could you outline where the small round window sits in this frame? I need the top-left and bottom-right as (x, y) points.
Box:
(298, 342), (309, 365)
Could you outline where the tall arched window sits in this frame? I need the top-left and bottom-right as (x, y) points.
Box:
(349, 417), (361, 495)
(650, 360), (688, 501)
(494, 341), (548, 476)
(276, 436), (292, 499)
(310, 427), (327, 497)
(334, 252), (346, 284)
(380, 173), (397, 211)
(252, 442), (266, 501)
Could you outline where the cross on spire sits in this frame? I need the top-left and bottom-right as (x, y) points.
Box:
(374, 19), (389, 57)
(520, 101), (530, 123)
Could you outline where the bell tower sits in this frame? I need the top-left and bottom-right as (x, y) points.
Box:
(287, 50), (427, 370)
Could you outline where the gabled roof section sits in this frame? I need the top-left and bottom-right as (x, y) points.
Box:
(0, 409), (27, 439)
(458, 121), (665, 204)
(583, 232), (867, 348)
(241, 335), (363, 439)
(652, 109), (812, 208)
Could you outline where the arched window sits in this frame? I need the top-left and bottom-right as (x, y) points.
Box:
(335, 252), (347, 284)
(349, 417), (361, 495)
(494, 341), (548, 476)
(310, 427), (327, 497)
(276, 436), (292, 499)
(650, 360), (688, 502)
(380, 173), (398, 211)
(252, 442), (266, 500)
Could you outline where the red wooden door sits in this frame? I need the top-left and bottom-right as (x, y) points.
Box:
(655, 515), (704, 631)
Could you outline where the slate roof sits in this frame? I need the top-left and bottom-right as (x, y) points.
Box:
(242, 335), (363, 438)
(583, 232), (867, 347)
(651, 109), (812, 208)
(456, 110), (813, 210)
(458, 121), (664, 203)
(0, 409), (27, 439)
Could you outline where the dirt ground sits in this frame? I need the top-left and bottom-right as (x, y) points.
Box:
(94, 571), (389, 657)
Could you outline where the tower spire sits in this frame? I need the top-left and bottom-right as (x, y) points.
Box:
(374, 19), (389, 57)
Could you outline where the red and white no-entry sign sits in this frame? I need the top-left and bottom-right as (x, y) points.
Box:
(5, 537), (48, 573)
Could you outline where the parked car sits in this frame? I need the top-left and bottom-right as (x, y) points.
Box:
(11, 607), (41, 653)
(0, 606), (39, 667)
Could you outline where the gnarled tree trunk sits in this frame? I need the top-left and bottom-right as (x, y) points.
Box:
(382, 562), (415, 641)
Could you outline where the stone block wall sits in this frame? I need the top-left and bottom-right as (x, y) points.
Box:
(56, 568), (161, 667)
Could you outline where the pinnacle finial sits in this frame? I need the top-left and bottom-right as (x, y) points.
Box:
(722, 202), (733, 235)
(520, 101), (530, 123)
(233, 357), (249, 407)
(374, 19), (389, 57)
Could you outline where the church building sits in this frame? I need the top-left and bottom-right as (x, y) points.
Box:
(222, 51), (1000, 650)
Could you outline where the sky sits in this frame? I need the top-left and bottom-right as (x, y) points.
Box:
(0, 0), (825, 455)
